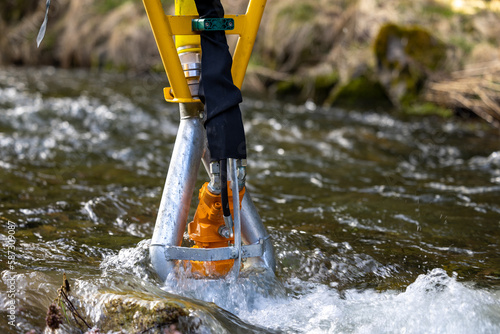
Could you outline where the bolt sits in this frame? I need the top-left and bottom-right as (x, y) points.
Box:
(218, 226), (231, 238)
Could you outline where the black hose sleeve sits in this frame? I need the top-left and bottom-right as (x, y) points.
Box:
(193, 0), (247, 161)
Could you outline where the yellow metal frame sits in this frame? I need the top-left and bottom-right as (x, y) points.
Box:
(142, 0), (267, 104)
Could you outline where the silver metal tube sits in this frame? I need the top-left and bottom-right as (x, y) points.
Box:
(241, 192), (276, 272)
(229, 159), (242, 278)
(150, 102), (205, 282)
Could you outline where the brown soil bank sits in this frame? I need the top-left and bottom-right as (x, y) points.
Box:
(1, 0), (500, 126)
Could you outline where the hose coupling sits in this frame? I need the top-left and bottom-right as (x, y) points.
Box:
(177, 46), (201, 98)
(236, 159), (247, 188)
(208, 161), (221, 194)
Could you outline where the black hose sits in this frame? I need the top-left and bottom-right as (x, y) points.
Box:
(220, 159), (231, 218)
(193, 0), (247, 162)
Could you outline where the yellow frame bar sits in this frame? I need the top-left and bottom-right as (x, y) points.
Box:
(142, 0), (192, 103)
(174, 0), (200, 51)
(142, 0), (267, 103)
(231, 0), (267, 89)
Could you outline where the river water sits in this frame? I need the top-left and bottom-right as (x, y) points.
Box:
(0, 67), (499, 333)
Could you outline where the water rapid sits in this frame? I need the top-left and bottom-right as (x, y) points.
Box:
(0, 67), (499, 333)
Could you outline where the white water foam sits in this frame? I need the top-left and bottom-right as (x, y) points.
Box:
(164, 267), (500, 334)
(99, 241), (500, 333)
(240, 269), (500, 334)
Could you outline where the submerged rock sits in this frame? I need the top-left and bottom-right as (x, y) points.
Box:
(99, 293), (199, 334)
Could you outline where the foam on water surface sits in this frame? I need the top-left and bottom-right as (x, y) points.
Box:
(164, 268), (500, 334)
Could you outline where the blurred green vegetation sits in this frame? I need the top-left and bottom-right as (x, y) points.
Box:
(1, 0), (499, 119)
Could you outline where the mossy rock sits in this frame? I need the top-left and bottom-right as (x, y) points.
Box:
(326, 74), (393, 110)
(101, 294), (199, 333)
(313, 72), (340, 104)
(274, 71), (339, 105)
(373, 23), (447, 108)
(275, 79), (304, 103)
(374, 23), (446, 71)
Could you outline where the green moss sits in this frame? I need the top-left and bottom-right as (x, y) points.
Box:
(373, 24), (399, 68)
(374, 23), (446, 71)
(275, 79), (304, 102)
(421, 3), (455, 18)
(90, 53), (130, 72)
(396, 65), (427, 107)
(272, 70), (339, 104)
(315, 72), (339, 91)
(406, 30), (445, 71)
(314, 72), (339, 104)
(327, 75), (393, 110)
(403, 102), (453, 118)
(103, 296), (193, 333)
(373, 23), (448, 107)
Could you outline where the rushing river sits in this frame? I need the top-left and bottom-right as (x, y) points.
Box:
(1, 67), (499, 333)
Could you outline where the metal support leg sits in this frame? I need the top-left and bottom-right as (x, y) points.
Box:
(150, 102), (205, 282)
(229, 159), (242, 277)
(241, 192), (276, 272)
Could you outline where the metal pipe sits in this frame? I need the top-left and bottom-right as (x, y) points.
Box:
(150, 102), (205, 282)
(241, 192), (276, 272)
(229, 159), (242, 277)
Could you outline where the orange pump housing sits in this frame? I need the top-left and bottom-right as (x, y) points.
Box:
(187, 182), (245, 277)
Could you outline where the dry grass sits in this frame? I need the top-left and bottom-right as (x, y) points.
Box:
(0, 0), (158, 71)
(425, 60), (500, 128)
(2, 0), (500, 126)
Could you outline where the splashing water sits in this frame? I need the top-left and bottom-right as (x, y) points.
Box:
(95, 241), (500, 334)
(238, 269), (500, 334)
(1, 67), (500, 333)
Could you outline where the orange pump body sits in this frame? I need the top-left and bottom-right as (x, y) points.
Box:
(187, 182), (245, 277)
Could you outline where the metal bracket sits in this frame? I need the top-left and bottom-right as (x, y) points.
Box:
(192, 18), (235, 31)
(156, 238), (264, 261)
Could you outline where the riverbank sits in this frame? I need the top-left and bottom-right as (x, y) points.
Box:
(1, 0), (499, 126)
